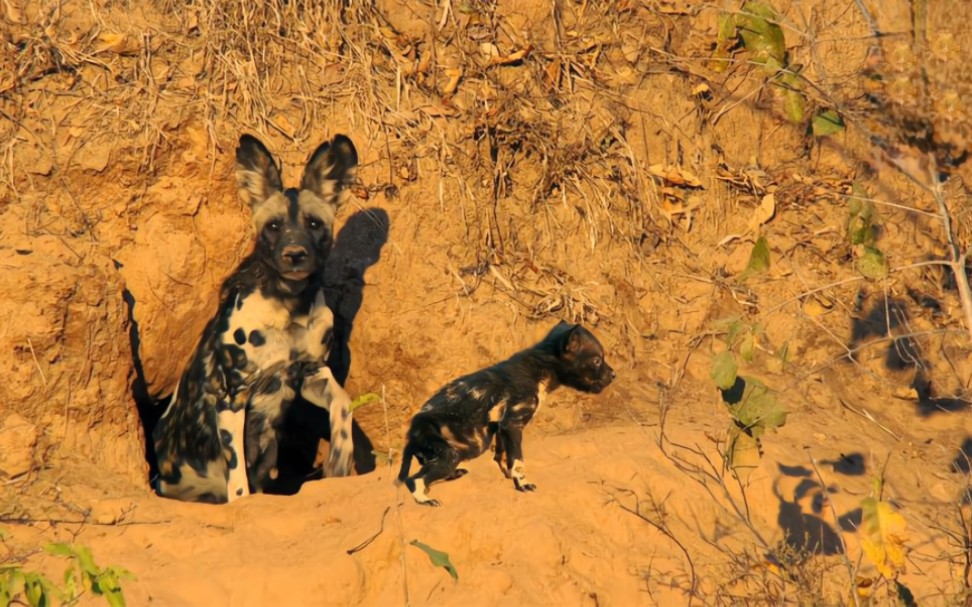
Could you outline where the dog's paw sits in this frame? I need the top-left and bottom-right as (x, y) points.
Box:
(514, 479), (537, 492)
(418, 498), (442, 507)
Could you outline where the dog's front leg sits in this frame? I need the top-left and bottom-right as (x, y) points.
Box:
(301, 365), (355, 477)
(217, 398), (250, 502)
(498, 423), (535, 492)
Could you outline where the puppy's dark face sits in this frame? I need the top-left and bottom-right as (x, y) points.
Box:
(555, 325), (615, 394)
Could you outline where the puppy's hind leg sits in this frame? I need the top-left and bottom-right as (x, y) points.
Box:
(490, 422), (508, 478)
(402, 431), (461, 506)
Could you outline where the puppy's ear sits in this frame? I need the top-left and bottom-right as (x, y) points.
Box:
(562, 324), (583, 355)
(301, 134), (358, 202)
(236, 135), (283, 209)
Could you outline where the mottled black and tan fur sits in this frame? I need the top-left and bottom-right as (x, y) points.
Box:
(398, 322), (615, 506)
(153, 134), (358, 503)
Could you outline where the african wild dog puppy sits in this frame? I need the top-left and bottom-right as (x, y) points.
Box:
(398, 322), (615, 506)
(152, 133), (358, 503)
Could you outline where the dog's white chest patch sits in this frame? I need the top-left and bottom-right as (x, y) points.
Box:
(224, 292), (291, 369)
(222, 291), (333, 370)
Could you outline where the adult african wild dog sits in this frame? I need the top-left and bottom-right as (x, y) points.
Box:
(398, 322), (615, 506)
(153, 134), (358, 503)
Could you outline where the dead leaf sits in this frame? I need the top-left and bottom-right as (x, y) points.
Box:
(479, 42), (500, 61)
(95, 32), (141, 55)
(416, 104), (461, 119)
(544, 59), (562, 91)
(655, 0), (695, 14)
(440, 67), (463, 96)
(379, 27), (412, 57)
(803, 298), (830, 317)
(490, 46), (531, 66)
(891, 386), (919, 401)
(648, 164), (703, 188)
(3, 0), (24, 23)
(748, 193), (776, 233)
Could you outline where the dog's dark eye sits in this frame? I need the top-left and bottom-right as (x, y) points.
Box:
(267, 220), (282, 232)
(592, 356), (602, 367)
(307, 217), (323, 230)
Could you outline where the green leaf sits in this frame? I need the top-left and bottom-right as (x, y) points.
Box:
(737, 1), (786, 72)
(3, 569), (26, 605)
(716, 13), (738, 45)
(409, 540), (458, 581)
(95, 568), (131, 607)
(44, 543), (75, 558)
(847, 184), (877, 246)
(22, 572), (51, 607)
(780, 80), (805, 123)
(349, 393), (380, 413)
(726, 376), (788, 438)
(63, 567), (77, 598)
(71, 545), (99, 579)
(103, 587), (127, 607)
(739, 332), (757, 362)
(847, 214), (871, 246)
(858, 246), (889, 279)
(738, 236), (771, 282)
(726, 320), (746, 348)
(811, 109), (845, 136)
(711, 13), (739, 72)
(710, 352), (738, 390)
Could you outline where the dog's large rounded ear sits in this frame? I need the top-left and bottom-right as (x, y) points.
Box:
(236, 135), (283, 209)
(301, 134), (358, 201)
(562, 324), (583, 355)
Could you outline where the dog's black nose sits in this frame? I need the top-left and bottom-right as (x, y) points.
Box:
(281, 245), (307, 266)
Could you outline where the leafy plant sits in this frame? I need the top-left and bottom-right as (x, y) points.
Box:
(847, 183), (889, 279)
(0, 539), (134, 607)
(711, 1), (845, 134)
(710, 349), (787, 485)
(711, 318), (787, 484)
(409, 539), (458, 581)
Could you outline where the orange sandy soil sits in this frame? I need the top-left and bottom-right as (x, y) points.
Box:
(2, 0), (972, 605)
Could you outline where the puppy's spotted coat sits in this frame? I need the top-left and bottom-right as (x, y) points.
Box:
(398, 322), (615, 506)
(153, 134), (358, 503)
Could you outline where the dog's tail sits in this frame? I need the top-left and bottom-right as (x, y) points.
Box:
(397, 442), (415, 485)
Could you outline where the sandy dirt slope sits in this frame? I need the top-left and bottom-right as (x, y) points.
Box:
(4, 414), (968, 605)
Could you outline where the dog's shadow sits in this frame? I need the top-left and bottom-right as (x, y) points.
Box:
(271, 207), (390, 494)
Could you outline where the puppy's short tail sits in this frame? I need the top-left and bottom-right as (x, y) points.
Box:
(397, 443), (415, 485)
